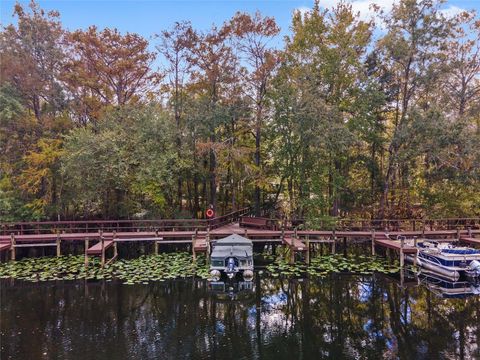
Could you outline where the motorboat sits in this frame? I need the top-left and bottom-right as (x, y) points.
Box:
(209, 234), (254, 281)
(406, 239), (480, 281)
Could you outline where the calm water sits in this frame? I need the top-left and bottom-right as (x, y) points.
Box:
(1, 274), (479, 360)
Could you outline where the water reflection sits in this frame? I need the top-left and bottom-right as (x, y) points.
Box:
(1, 274), (479, 360)
(209, 281), (254, 301)
(419, 273), (480, 299)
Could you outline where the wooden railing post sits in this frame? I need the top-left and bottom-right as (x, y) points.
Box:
(10, 234), (15, 261)
(84, 237), (89, 268)
(331, 229), (336, 254)
(113, 230), (118, 261)
(413, 236), (418, 267)
(206, 227), (211, 260)
(192, 234), (196, 261)
(56, 233), (61, 257)
(154, 229), (159, 255)
(371, 229), (376, 255)
(399, 236), (405, 269)
(100, 230), (105, 268)
(306, 235), (310, 265)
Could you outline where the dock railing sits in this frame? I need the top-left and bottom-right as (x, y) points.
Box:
(273, 217), (480, 232)
(0, 207), (252, 235)
(207, 207), (251, 230)
(1, 212), (478, 235)
(0, 218), (209, 235)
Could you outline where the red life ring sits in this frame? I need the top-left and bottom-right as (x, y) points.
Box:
(206, 209), (215, 218)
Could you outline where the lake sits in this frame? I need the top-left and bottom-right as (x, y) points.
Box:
(1, 274), (479, 359)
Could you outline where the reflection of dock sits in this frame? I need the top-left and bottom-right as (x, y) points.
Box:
(376, 272), (419, 289)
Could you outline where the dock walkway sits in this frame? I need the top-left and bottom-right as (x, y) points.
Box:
(1, 213), (479, 266)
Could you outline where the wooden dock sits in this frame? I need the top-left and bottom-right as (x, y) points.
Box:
(373, 239), (417, 254)
(0, 212), (479, 268)
(460, 236), (480, 246)
(86, 240), (114, 255)
(283, 237), (307, 251)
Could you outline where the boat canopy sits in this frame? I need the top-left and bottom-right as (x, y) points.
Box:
(211, 234), (253, 258)
(442, 248), (480, 255)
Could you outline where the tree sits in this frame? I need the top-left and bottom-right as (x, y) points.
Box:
(64, 26), (160, 122)
(230, 11), (280, 216)
(18, 138), (64, 219)
(441, 11), (480, 118)
(270, 1), (372, 218)
(376, 0), (454, 218)
(0, 0), (66, 122)
(184, 23), (238, 210)
(61, 105), (177, 218)
(157, 21), (192, 213)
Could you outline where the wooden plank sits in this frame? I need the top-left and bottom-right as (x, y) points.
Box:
(86, 240), (114, 255)
(0, 243), (11, 252)
(193, 238), (207, 252)
(14, 243), (57, 248)
(374, 239), (417, 254)
(240, 216), (269, 229)
(460, 237), (480, 246)
(113, 237), (163, 242)
(283, 237), (307, 251)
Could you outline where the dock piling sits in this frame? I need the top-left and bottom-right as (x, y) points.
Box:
(113, 230), (118, 262)
(331, 229), (336, 254)
(399, 236), (405, 268)
(84, 238), (89, 268)
(10, 234), (15, 261)
(56, 233), (61, 257)
(206, 227), (211, 260)
(100, 231), (105, 268)
(192, 234), (196, 261)
(371, 230), (376, 255)
(413, 236), (418, 267)
(306, 236), (310, 264)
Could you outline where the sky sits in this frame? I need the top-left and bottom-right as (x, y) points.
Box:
(1, 0), (479, 42)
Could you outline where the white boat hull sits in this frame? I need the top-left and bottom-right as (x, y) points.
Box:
(406, 255), (460, 281)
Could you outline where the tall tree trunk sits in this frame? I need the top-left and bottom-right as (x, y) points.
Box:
(371, 143), (376, 218)
(209, 133), (216, 210)
(32, 94), (41, 122)
(174, 57), (183, 213)
(254, 101), (263, 216)
(254, 124), (261, 216)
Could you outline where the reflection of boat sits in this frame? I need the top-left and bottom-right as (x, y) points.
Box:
(420, 272), (480, 299)
(209, 234), (254, 280)
(208, 280), (254, 301)
(405, 239), (480, 281)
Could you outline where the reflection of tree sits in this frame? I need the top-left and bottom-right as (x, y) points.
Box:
(1, 276), (478, 359)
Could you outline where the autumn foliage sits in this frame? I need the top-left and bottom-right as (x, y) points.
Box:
(0, 0), (479, 221)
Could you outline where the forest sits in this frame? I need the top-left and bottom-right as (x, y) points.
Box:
(0, 0), (479, 222)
